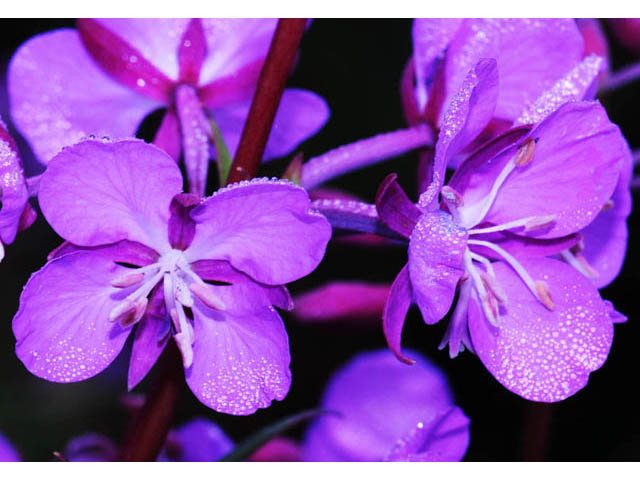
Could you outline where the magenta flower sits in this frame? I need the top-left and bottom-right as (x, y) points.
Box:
(8, 19), (329, 195)
(0, 116), (36, 262)
(0, 431), (19, 462)
(302, 349), (469, 462)
(379, 59), (630, 402)
(12, 139), (331, 415)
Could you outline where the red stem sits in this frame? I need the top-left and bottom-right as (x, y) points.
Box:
(519, 402), (553, 461)
(226, 18), (308, 185)
(118, 341), (184, 461)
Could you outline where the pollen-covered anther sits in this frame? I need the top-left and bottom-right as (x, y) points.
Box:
(110, 272), (146, 288)
(573, 250), (600, 278)
(441, 185), (464, 207)
(523, 214), (557, 232)
(174, 331), (194, 368)
(173, 274), (194, 307)
(513, 138), (536, 167)
(535, 280), (555, 310)
(119, 297), (148, 328)
(481, 272), (507, 304)
(189, 282), (226, 310)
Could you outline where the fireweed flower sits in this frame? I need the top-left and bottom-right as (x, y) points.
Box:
(12, 139), (331, 415)
(0, 116), (36, 262)
(302, 350), (469, 462)
(8, 18), (329, 195)
(0, 431), (19, 462)
(64, 418), (233, 461)
(378, 59), (629, 402)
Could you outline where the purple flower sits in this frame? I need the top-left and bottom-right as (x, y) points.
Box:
(12, 138), (331, 415)
(0, 431), (20, 462)
(0, 116), (36, 262)
(8, 19), (329, 195)
(379, 59), (630, 402)
(302, 349), (470, 462)
(64, 418), (233, 461)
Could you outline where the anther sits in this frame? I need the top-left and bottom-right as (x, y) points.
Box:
(524, 214), (557, 233)
(513, 138), (536, 167)
(189, 282), (226, 310)
(481, 272), (507, 304)
(111, 272), (145, 288)
(535, 280), (555, 310)
(174, 332), (194, 368)
(119, 297), (148, 328)
(441, 185), (464, 207)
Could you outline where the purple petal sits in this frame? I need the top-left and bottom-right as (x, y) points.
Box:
(159, 418), (234, 462)
(48, 239), (160, 266)
(13, 246), (136, 383)
(208, 89), (329, 162)
(482, 102), (626, 238)
(186, 278), (291, 415)
(419, 58), (498, 207)
(0, 432), (20, 462)
(443, 19), (583, 122)
(294, 281), (390, 325)
(385, 406), (470, 462)
(39, 139), (182, 252)
(468, 257), (615, 402)
(178, 19), (208, 85)
(168, 193), (200, 251)
(87, 19), (190, 82)
(249, 437), (300, 462)
(8, 29), (160, 164)
(408, 212), (468, 324)
(64, 433), (117, 462)
(383, 266), (415, 365)
(128, 288), (169, 391)
(375, 174), (422, 238)
(153, 110), (182, 162)
(0, 117), (28, 246)
(515, 55), (604, 126)
(580, 145), (632, 288)
(198, 19), (277, 86)
(76, 19), (175, 102)
(412, 19), (463, 110)
(186, 179), (331, 285)
(302, 350), (464, 462)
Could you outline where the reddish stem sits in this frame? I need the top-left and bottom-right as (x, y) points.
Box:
(118, 341), (184, 461)
(519, 402), (553, 461)
(226, 18), (308, 185)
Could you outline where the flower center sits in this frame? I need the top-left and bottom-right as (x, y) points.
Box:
(109, 249), (225, 367)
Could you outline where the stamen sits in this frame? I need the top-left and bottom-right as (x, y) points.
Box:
(110, 272), (146, 288)
(468, 239), (554, 311)
(523, 215), (556, 233)
(171, 271), (194, 308)
(439, 278), (472, 358)
(513, 138), (536, 166)
(441, 185), (464, 207)
(119, 297), (148, 328)
(189, 282), (226, 310)
(561, 249), (599, 279)
(463, 250), (498, 326)
(480, 272), (507, 304)
(170, 304), (194, 368)
(535, 281), (555, 310)
(467, 215), (555, 235)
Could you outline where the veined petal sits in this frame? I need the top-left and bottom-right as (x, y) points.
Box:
(419, 58), (498, 208)
(208, 89), (329, 162)
(481, 102), (626, 238)
(468, 257), (615, 402)
(302, 350), (461, 462)
(443, 19), (583, 122)
(186, 278), (292, 415)
(39, 139), (183, 253)
(8, 29), (160, 164)
(408, 212), (468, 325)
(13, 246), (136, 383)
(0, 117), (28, 245)
(186, 179), (331, 285)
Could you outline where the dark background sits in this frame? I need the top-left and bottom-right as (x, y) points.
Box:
(0, 19), (638, 461)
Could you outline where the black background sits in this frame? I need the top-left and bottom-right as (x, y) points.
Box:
(0, 19), (638, 461)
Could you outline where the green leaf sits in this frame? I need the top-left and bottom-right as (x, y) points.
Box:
(210, 117), (233, 187)
(218, 408), (336, 462)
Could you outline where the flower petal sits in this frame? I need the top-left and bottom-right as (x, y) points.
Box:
(128, 288), (169, 391)
(0, 432), (20, 462)
(8, 29), (160, 164)
(302, 350), (461, 462)
(383, 266), (415, 365)
(186, 179), (331, 285)
(385, 406), (470, 462)
(39, 139), (183, 253)
(468, 257), (615, 402)
(208, 89), (329, 162)
(294, 281), (390, 325)
(158, 418), (234, 462)
(443, 19), (583, 122)
(186, 278), (292, 415)
(580, 145), (632, 288)
(0, 117), (28, 246)
(375, 174), (422, 238)
(13, 246), (136, 383)
(408, 212), (468, 325)
(249, 437), (300, 462)
(419, 58), (498, 207)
